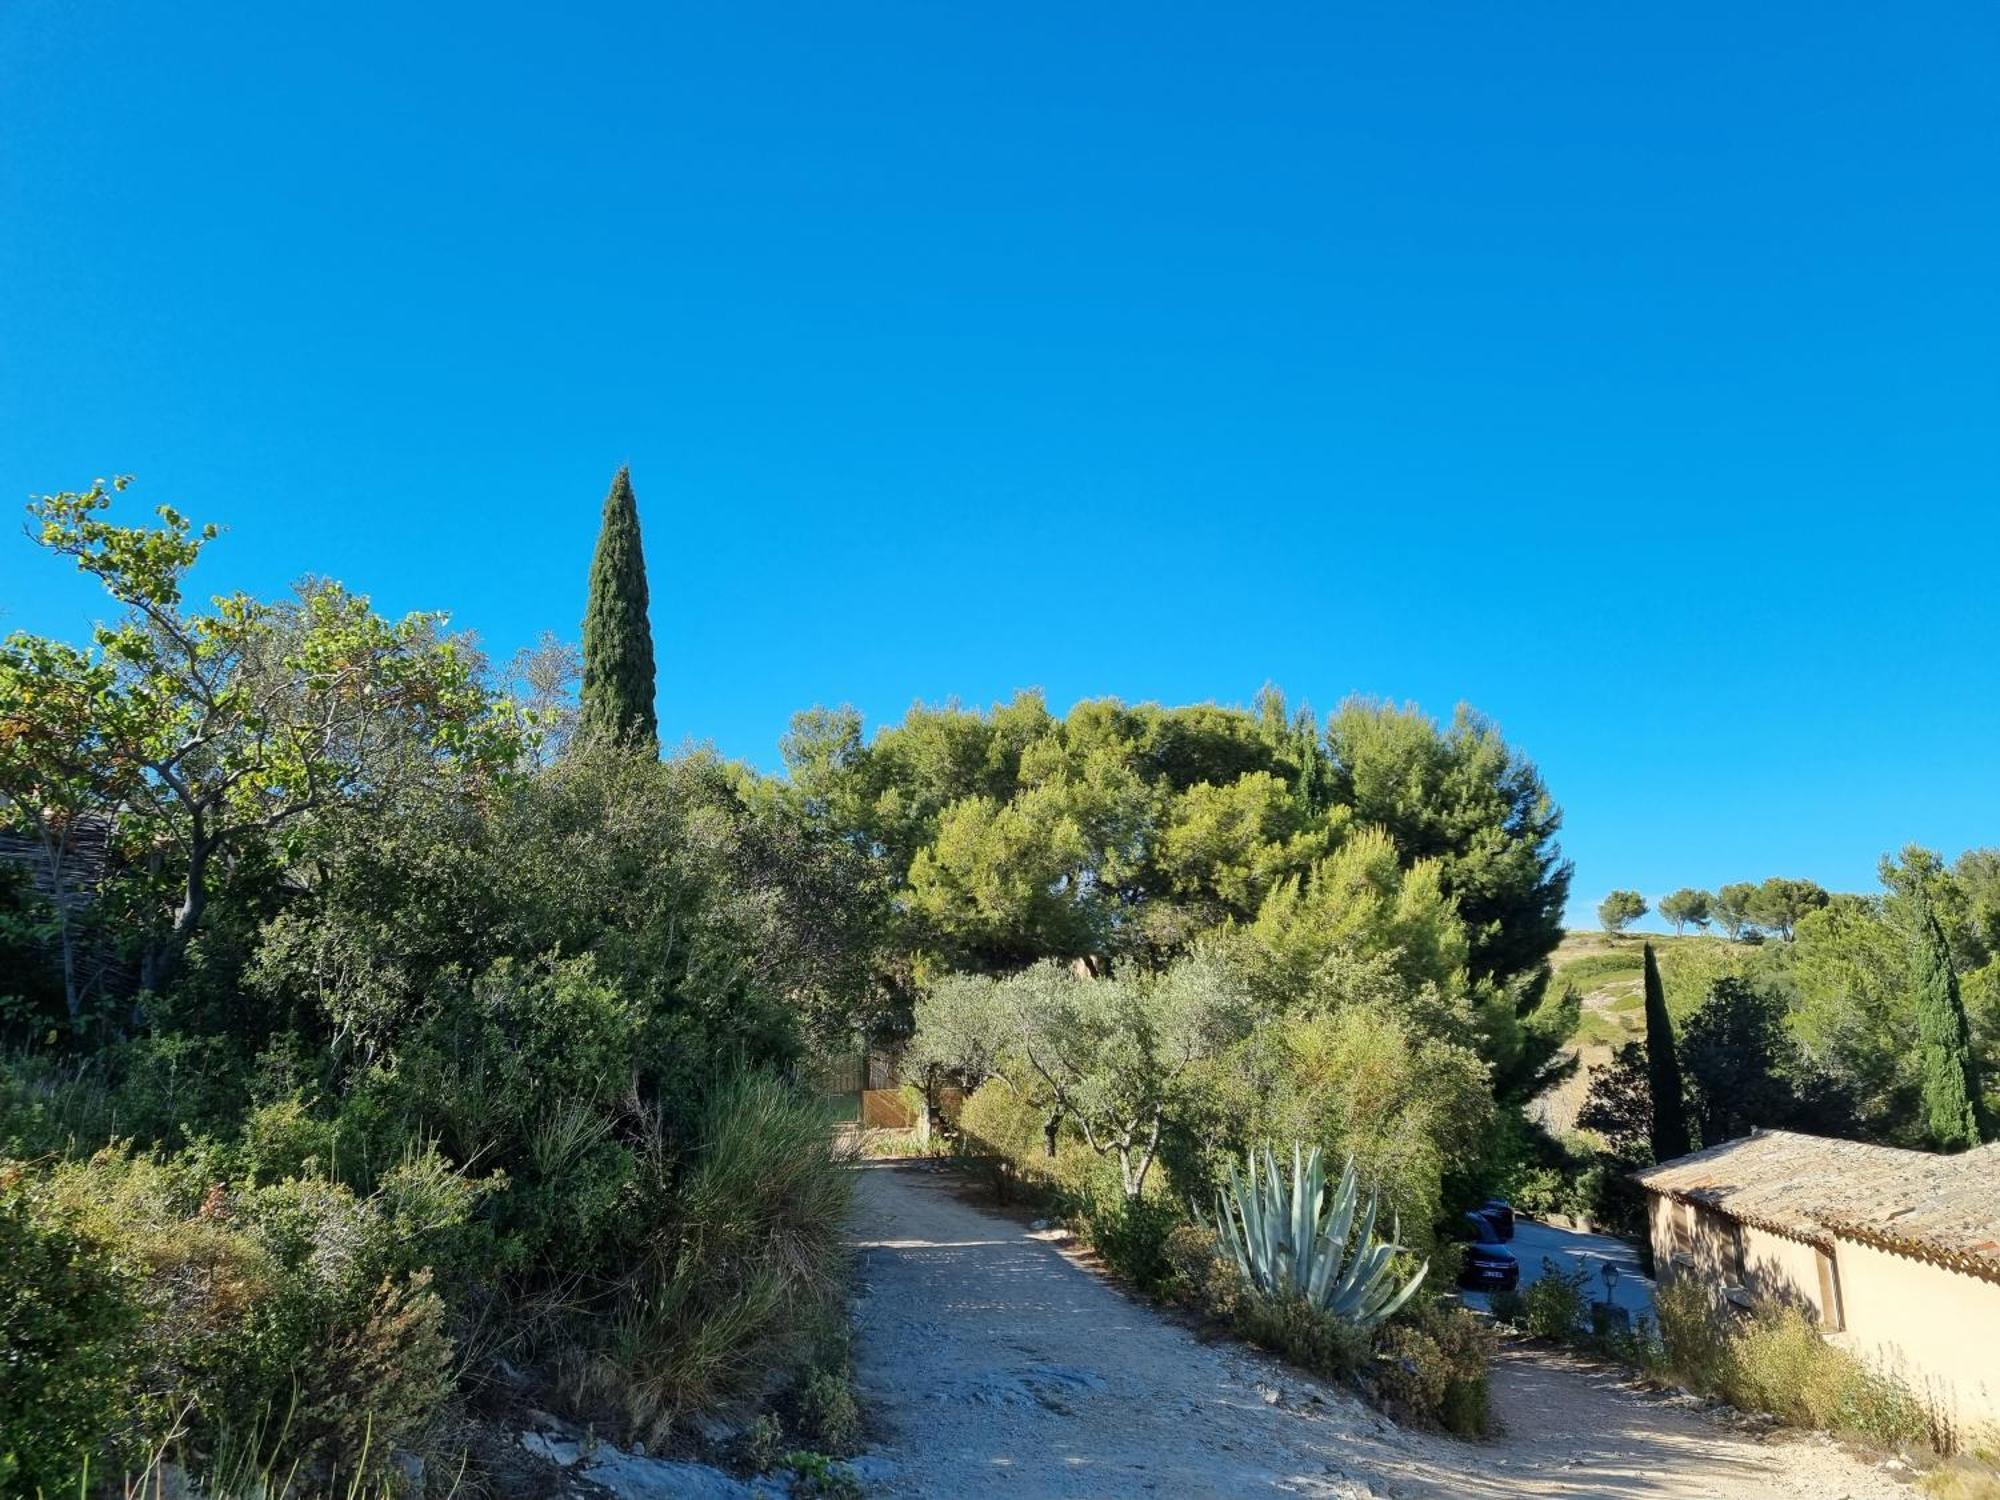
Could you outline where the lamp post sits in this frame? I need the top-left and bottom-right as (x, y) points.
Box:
(1601, 1260), (1621, 1304)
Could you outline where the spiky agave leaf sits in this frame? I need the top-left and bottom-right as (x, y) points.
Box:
(1206, 1140), (1429, 1330)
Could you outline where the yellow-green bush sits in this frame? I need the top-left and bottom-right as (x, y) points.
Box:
(19, 1146), (459, 1488)
(1655, 1278), (1936, 1450)
(0, 1166), (142, 1496)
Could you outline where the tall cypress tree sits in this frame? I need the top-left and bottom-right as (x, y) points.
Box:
(578, 466), (658, 751)
(1643, 942), (1692, 1162)
(1911, 894), (1985, 1150)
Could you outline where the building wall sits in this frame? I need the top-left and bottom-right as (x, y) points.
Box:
(1644, 1193), (1840, 1327)
(1834, 1235), (2000, 1442)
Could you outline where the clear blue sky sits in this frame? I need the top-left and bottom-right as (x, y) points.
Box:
(3, 3), (1996, 930)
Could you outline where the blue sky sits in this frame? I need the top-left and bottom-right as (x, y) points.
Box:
(2, 3), (1996, 930)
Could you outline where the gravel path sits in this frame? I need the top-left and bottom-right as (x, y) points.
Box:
(848, 1162), (1911, 1499)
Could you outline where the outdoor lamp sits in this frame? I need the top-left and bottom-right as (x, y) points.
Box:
(1601, 1261), (1620, 1300)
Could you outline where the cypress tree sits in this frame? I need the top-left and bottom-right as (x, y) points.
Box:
(1911, 894), (1985, 1150)
(1643, 942), (1692, 1162)
(578, 466), (658, 751)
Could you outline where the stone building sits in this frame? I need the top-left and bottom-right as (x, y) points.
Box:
(1634, 1129), (2000, 1442)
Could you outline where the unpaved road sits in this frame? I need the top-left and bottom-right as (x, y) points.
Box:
(849, 1163), (1909, 1499)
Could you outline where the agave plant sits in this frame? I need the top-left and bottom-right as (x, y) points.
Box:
(1207, 1143), (1427, 1329)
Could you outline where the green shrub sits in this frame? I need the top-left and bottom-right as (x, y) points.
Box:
(1486, 1287), (1525, 1327)
(32, 1147), (459, 1485)
(1083, 1194), (1181, 1294)
(568, 1071), (853, 1447)
(1163, 1221), (1238, 1310)
(1520, 1258), (1591, 1341)
(1369, 1299), (1494, 1436)
(1727, 1302), (1932, 1447)
(1232, 1291), (1373, 1381)
(1654, 1279), (1936, 1449)
(797, 1367), (863, 1456)
(1654, 1277), (1734, 1392)
(0, 1166), (142, 1495)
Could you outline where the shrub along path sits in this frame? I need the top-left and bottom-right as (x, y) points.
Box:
(848, 1163), (1906, 1499)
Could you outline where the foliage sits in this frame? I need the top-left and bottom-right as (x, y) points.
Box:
(577, 466), (659, 751)
(0, 1166), (141, 1496)
(785, 690), (1568, 997)
(1658, 888), (1712, 935)
(0, 485), (874, 1494)
(1193, 996), (1494, 1252)
(1518, 1257), (1591, 1341)
(1713, 882), (1758, 940)
(1206, 1144), (1428, 1329)
(1655, 1280), (1936, 1450)
(7, 480), (524, 1001)
(949, 953), (1258, 1199)
(1597, 890), (1647, 936)
(1680, 977), (1854, 1144)
(1642, 944), (1691, 1161)
(566, 1071), (855, 1447)
(1324, 700), (1570, 992)
(1579, 1041), (1652, 1159)
(1231, 1291), (1374, 1380)
(1743, 877), (1830, 940)
(1910, 893), (1987, 1149)
(1368, 1298), (1494, 1436)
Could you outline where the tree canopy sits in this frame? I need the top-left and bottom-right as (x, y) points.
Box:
(578, 467), (658, 750)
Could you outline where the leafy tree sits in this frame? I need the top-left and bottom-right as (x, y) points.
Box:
(973, 952), (1258, 1199)
(1744, 877), (1828, 941)
(1910, 892), (1986, 1150)
(1237, 828), (1468, 1002)
(0, 635), (132, 1031)
(507, 631), (582, 766)
(1680, 978), (1797, 1144)
(1597, 890), (1647, 937)
(1712, 882), (1758, 940)
(1578, 1041), (1652, 1160)
(1326, 700), (1570, 991)
(1642, 943), (1691, 1160)
(1657, 888), (1712, 936)
(14, 481), (521, 997)
(578, 467), (658, 750)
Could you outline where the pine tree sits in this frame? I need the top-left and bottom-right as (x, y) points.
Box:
(1643, 942), (1692, 1162)
(1911, 894), (1985, 1150)
(578, 467), (658, 751)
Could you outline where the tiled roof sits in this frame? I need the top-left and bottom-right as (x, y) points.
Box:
(1633, 1131), (2000, 1282)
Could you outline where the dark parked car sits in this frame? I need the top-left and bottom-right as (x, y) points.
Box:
(1477, 1198), (1515, 1240)
(1455, 1210), (1520, 1291)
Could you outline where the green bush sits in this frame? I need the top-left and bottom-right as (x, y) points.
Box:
(1726, 1303), (1932, 1447)
(0, 1166), (141, 1496)
(1232, 1292), (1374, 1381)
(28, 1146), (460, 1486)
(1653, 1278), (1734, 1391)
(1486, 1286), (1525, 1327)
(1369, 1299), (1494, 1436)
(1163, 1221), (1239, 1310)
(1654, 1278), (1937, 1449)
(1520, 1258), (1592, 1341)
(1083, 1193), (1181, 1294)
(567, 1071), (853, 1447)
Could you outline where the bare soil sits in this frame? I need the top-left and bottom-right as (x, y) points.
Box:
(849, 1162), (1912, 1499)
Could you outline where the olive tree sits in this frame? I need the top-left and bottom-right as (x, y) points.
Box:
(998, 951), (1259, 1199)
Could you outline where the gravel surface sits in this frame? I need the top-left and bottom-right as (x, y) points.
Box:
(849, 1162), (1912, 1499)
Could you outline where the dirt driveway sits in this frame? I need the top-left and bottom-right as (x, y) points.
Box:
(848, 1162), (1909, 1499)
